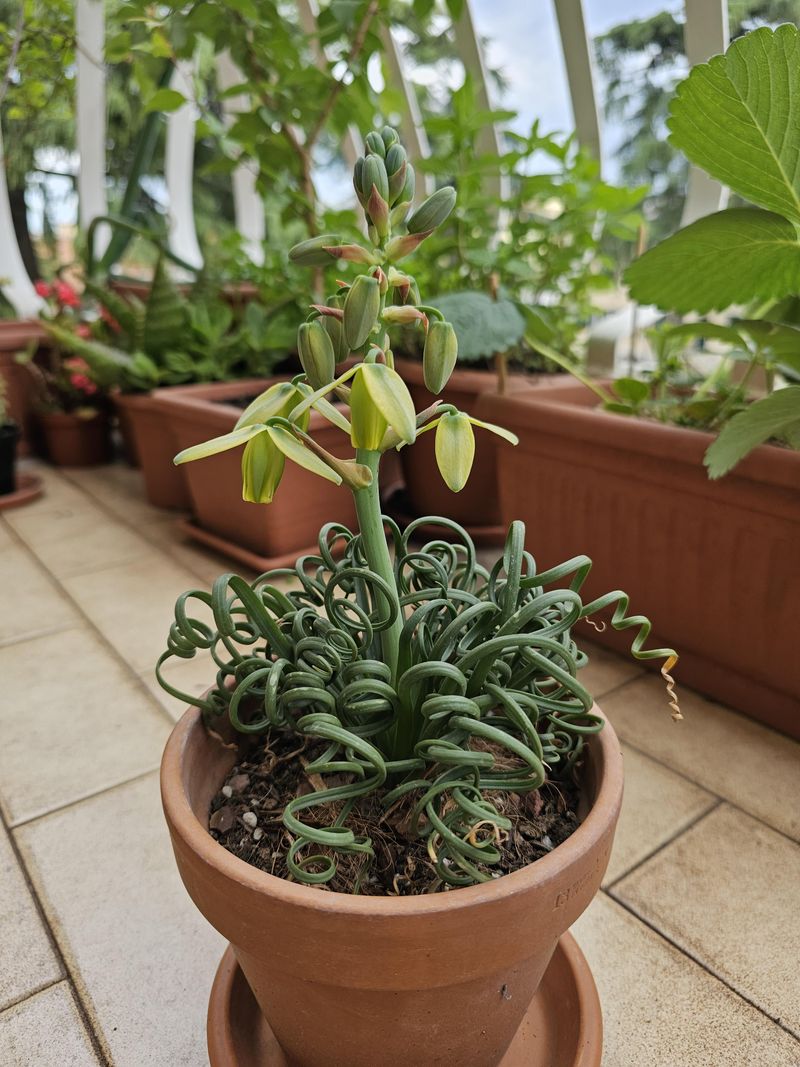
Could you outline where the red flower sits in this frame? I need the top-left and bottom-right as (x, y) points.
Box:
(55, 280), (80, 308)
(99, 305), (120, 332)
(35, 280), (52, 298)
(69, 373), (98, 395)
(76, 323), (91, 338)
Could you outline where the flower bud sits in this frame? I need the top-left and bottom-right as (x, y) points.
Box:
(353, 157), (366, 206)
(384, 230), (432, 263)
(423, 321), (458, 394)
(381, 126), (400, 150)
(297, 320), (335, 390)
(406, 186), (456, 234)
(382, 305), (427, 326)
(388, 160), (408, 205)
(361, 154), (389, 203)
(323, 314), (349, 363)
(322, 243), (378, 265)
(343, 274), (380, 350)
(435, 412), (475, 493)
(365, 131), (386, 158)
(242, 433), (285, 504)
(288, 234), (341, 266)
(400, 164), (415, 204)
(367, 185), (390, 239)
(385, 143), (406, 176)
(390, 200), (412, 228)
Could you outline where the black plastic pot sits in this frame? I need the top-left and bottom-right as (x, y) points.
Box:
(0, 421), (20, 496)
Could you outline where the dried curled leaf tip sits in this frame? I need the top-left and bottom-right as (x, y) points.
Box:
(662, 654), (682, 722)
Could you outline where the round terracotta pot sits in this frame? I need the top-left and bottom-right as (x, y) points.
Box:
(39, 410), (112, 467)
(161, 707), (622, 1067)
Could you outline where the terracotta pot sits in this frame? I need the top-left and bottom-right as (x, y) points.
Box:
(0, 321), (47, 456)
(161, 706), (622, 1067)
(110, 278), (259, 307)
(113, 391), (190, 509)
(393, 358), (560, 535)
(152, 379), (357, 561)
(39, 410), (112, 467)
(0, 421), (19, 495)
(477, 381), (800, 739)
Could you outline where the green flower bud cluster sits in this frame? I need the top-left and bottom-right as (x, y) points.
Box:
(173, 125), (516, 513)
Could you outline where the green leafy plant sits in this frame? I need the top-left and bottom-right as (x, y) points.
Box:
(41, 223), (287, 393)
(157, 126), (679, 893)
(620, 24), (800, 477)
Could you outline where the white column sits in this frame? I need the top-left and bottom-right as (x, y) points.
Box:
(164, 60), (203, 271)
(0, 125), (43, 316)
(681, 0), (730, 224)
(216, 52), (265, 265)
(76, 0), (109, 254)
(553, 0), (603, 167)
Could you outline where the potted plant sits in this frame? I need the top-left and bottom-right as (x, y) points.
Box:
(391, 80), (645, 537)
(44, 242), (289, 508)
(157, 126), (679, 1067)
(478, 25), (800, 739)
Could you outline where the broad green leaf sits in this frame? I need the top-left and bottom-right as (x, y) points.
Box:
(435, 413), (475, 492)
(704, 386), (800, 477)
(432, 291), (525, 361)
(174, 423), (265, 465)
(468, 418), (519, 446)
(612, 377), (649, 406)
(145, 88), (186, 114)
(668, 25), (800, 223)
(661, 322), (748, 352)
(624, 209), (800, 313)
(265, 426), (342, 485)
(360, 364), (417, 444)
(242, 433), (284, 503)
(737, 320), (800, 373)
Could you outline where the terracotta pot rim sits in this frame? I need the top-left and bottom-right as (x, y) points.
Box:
(161, 703), (622, 917)
(37, 409), (107, 424)
(479, 381), (800, 488)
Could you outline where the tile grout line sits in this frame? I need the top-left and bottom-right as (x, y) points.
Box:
(602, 887), (800, 1044)
(604, 798), (723, 891)
(8, 766), (161, 832)
(2, 518), (180, 731)
(0, 803), (112, 1066)
(615, 735), (800, 848)
(0, 976), (63, 1017)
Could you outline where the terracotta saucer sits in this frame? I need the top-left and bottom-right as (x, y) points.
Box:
(0, 473), (43, 511)
(207, 932), (602, 1067)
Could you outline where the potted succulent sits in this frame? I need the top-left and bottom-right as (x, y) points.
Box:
(478, 26), (800, 739)
(157, 127), (679, 1067)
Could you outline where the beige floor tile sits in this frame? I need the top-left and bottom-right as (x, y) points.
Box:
(140, 517), (254, 585)
(63, 463), (177, 527)
(601, 675), (800, 840)
(0, 983), (99, 1066)
(578, 640), (644, 701)
(0, 822), (61, 1010)
(0, 538), (78, 645)
(17, 459), (89, 507)
(614, 803), (800, 1035)
(6, 495), (156, 578)
(16, 773), (225, 1067)
(142, 651), (218, 722)
(573, 894), (800, 1066)
(604, 745), (716, 885)
(0, 519), (12, 549)
(0, 627), (168, 825)
(62, 554), (208, 675)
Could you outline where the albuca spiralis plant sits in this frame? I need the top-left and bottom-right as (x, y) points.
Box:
(158, 127), (680, 891)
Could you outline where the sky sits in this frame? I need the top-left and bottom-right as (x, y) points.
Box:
(470, 0), (677, 176)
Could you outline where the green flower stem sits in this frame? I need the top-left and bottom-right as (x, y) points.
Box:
(353, 447), (403, 689)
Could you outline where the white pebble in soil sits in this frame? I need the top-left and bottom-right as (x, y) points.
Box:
(253, 828), (264, 841)
(242, 811), (258, 828)
(222, 785), (233, 798)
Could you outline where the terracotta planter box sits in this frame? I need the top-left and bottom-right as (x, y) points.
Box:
(152, 379), (357, 564)
(477, 381), (800, 739)
(39, 410), (113, 467)
(393, 358), (560, 539)
(0, 320), (47, 456)
(162, 704), (621, 1067)
(113, 391), (190, 509)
